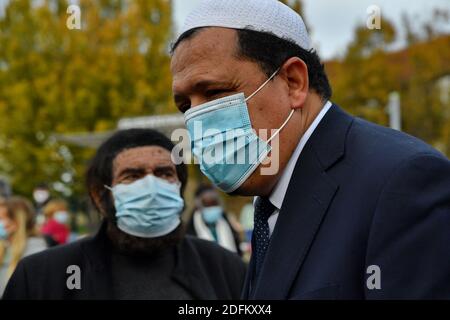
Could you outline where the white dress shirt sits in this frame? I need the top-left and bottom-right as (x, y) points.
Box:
(264, 101), (333, 236)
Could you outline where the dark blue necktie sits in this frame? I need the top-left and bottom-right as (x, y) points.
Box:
(252, 197), (276, 284)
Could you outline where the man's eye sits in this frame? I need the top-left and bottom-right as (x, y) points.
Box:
(160, 172), (174, 178)
(155, 171), (176, 182)
(125, 174), (141, 181)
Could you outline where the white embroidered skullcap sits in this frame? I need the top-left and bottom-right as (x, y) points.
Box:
(178, 0), (312, 50)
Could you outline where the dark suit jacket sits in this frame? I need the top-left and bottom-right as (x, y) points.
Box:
(243, 104), (450, 300)
(3, 221), (246, 300)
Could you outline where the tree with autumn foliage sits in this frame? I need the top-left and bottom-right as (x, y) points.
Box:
(0, 0), (174, 198)
(326, 12), (449, 156)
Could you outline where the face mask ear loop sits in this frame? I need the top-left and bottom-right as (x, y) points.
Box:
(267, 109), (296, 144)
(245, 68), (281, 102)
(104, 185), (113, 191)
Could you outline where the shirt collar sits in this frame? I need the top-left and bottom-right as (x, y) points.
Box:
(269, 101), (333, 209)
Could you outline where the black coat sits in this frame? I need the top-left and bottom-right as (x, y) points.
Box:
(3, 222), (246, 300)
(243, 104), (450, 299)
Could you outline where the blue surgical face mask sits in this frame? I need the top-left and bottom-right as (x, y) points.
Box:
(0, 220), (8, 240)
(105, 175), (184, 238)
(184, 69), (295, 193)
(54, 211), (69, 224)
(201, 206), (223, 224)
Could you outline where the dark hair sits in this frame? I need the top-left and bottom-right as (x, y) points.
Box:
(5, 196), (37, 235)
(86, 129), (188, 213)
(194, 183), (216, 198)
(171, 27), (332, 101)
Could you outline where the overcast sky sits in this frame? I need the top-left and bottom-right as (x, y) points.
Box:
(0, 0), (448, 60)
(174, 0), (450, 60)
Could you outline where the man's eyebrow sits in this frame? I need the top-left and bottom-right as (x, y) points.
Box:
(193, 79), (234, 90)
(174, 79), (235, 97)
(115, 167), (146, 179)
(153, 165), (176, 173)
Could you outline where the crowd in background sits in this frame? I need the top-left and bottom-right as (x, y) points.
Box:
(0, 190), (75, 296)
(0, 176), (254, 298)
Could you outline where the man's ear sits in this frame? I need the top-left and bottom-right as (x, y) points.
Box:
(280, 56), (309, 110)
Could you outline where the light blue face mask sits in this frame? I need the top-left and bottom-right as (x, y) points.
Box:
(53, 211), (69, 224)
(0, 220), (8, 240)
(105, 175), (184, 238)
(201, 206), (223, 224)
(184, 69), (295, 193)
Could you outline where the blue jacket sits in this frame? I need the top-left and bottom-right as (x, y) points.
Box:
(243, 104), (450, 299)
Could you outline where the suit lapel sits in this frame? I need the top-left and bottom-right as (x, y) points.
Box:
(251, 105), (354, 299)
(251, 147), (338, 299)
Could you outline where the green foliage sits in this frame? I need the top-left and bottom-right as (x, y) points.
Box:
(0, 0), (448, 208)
(327, 15), (450, 156)
(0, 0), (174, 198)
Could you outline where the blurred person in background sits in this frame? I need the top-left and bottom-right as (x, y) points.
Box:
(239, 203), (255, 261)
(0, 197), (47, 297)
(41, 199), (71, 247)
(239, 203), (254, 244)
(187, 184), (243, 256)
(32, 183), (51, 212)
(32, 183), (51, 226)
(0, 178), (11, 201)
(3, 129), (246, 300)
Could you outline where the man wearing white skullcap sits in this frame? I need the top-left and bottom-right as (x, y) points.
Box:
(171, 0), (450, 300)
